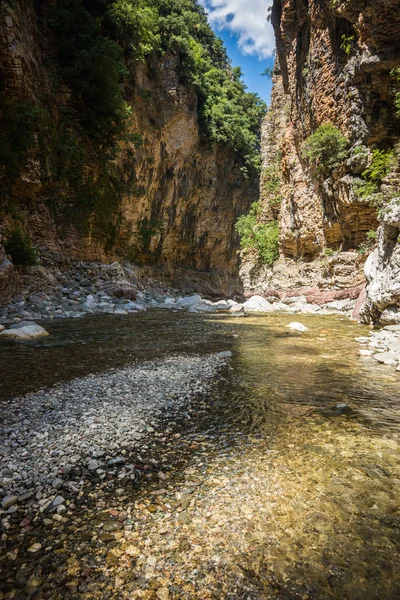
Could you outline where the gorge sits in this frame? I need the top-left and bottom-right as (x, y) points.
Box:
(1, 2), (400, 599)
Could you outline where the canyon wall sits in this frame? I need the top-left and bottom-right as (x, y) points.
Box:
(0, 0), (259, 301)
(242, 0), (400, 314)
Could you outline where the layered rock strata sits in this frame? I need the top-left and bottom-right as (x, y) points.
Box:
(243, 0), (400, 317)
(0, 0), (257, 301)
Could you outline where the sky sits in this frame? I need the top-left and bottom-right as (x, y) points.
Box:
(202, 0), (276, 104)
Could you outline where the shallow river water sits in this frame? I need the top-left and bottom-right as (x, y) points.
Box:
(1, 311), (399, 599)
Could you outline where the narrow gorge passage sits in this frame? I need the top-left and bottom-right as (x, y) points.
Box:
(1, 312), (399, 599)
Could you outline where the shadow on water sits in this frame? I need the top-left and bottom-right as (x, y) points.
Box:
(1, 311), (400, 598)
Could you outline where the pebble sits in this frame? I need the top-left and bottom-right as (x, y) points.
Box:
(27, 543), (42, 553)
(2, 496), (18, 509)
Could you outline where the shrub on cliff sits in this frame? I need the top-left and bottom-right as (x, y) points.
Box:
(302, 123), (348, 178)
(53, 0), (130, 142)
(235, 203), (279, 265)
(52, 0), (266, 174)
(4, 227), (38, 267)
(353, 149), (396, 198)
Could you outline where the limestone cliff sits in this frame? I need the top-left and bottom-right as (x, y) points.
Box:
(0, 0), (260, 301)
(242, 0), (400, 311)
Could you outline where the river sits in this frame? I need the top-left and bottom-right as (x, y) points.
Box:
(0, 311), (399, 599)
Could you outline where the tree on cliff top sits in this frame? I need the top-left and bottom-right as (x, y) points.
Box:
(52, 0), (267, 174)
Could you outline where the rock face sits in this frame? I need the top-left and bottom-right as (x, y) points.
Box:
(0, 1), (258, 300)
(242, 0), (400, 304)
(361, 198), (400, 325)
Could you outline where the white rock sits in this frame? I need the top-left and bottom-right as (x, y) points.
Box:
(374, 351), (398, 365)
(0, 324), (49, 340)
(229, 302), (244, 313)
(0, 325), (4, 332)
(242, 295), (273, 313)
(212, 300), (230, 311)
(286, 322), (308, 332)
(176, 295), (202, 308)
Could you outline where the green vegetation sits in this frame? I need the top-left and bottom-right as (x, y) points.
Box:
(302, 123), (348, 178)
(340, 34), (355, 56)
(235, 203), (279, 265)
(53, 0), (130, 143)
(4, 227), (38, 266)
(261, 67), (274, 79)
(0, 95), (49, 184)
(136, 216), (162, 252)
(262, 162), (282, 211)
(52, 0), (266, 173)
(391, 68), (400, 117)
(366, 229), (377, 240)
(353, 149), (395, 198)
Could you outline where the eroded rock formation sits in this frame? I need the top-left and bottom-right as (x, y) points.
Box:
(243, 0), (400, 312)
(0, 0), (258, 300)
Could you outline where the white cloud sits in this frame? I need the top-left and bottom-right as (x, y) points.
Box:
(203, 0), (275, 59)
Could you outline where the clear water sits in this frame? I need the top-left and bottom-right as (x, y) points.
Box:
(1, 311), (399, 599)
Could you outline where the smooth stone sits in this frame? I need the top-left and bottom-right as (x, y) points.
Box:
(2, 495), (18, 509)
(176, 295), (202, 308)
(0, 324), (49, 340)
(0, 324), (4, 332)
(52, 478), (63, 490)
(107, 457), (126, 466)
(374, 352), (398, 365)
(286, 322), (308, 332)
(216, 351), (232, 358)
(27, 543), (42, 553)
(388, 341), (400, 353)
(242, 295), (273, 312)
(384, 325), (400, 331)
(335, 403), (351, 414)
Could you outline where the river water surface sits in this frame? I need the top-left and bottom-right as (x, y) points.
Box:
(0, 311), (399, 599)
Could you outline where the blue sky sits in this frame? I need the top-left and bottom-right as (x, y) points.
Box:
(202, 0), (275, 103)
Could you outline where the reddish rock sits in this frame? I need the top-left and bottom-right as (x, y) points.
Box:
(351, 285), (367, 321)
(283, 285), (364, 305)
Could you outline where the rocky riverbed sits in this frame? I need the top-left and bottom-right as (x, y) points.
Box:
(1, 311), (399, 599)
(356, 324), (400, 371)
(0, 354), (229, 525)
(0, 260), (358, 333)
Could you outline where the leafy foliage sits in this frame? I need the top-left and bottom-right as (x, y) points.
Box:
(52, 0), (266, 172)
(53, 0), (130, 142)
(354, 149), (395, 198)
(302, 123), (348, 177)
(390, 68), (400, 117)
(4, 227), (38, 266)
(340, 34), (355, 56)
(235, 203), (279, 265)
(0, 95), (49, 183)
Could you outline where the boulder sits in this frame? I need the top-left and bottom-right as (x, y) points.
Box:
(374, 351), (398, 366)
(176, 294), (202, 308)
(286, 322), (308, 332)
(0, 323), (49, 340)
(242, 295), (273, 312)
(361, 198), (400, 325)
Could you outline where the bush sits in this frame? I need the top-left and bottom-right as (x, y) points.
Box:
(0, 95), (48, 183)
(53, 0), (129, 142)
(262, 163), (282, 208)
(4, 227), (38, 266)
(51, 0), (266, 173)
(391, 68), (400, 117)
(354, 149), (395, 198)
(235, 203), (279, 265)
(302, 123), (348, 177)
